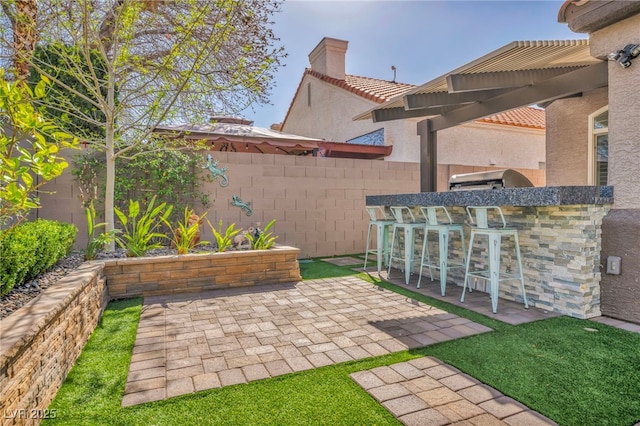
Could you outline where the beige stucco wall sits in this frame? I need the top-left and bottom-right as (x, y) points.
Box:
(439, 122), (545, 170)
(35, 151), (420, 259)
(282, 75), (546, 171)
(590, 13), (640, 208)
(545, 87), (608, 186)
(282, 75), (381, 144)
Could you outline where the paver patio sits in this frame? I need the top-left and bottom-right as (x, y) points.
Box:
(351, 356), (557, 425)
(122, 276), (492, 406)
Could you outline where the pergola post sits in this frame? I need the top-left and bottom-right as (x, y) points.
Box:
(417, 119), (437, 192)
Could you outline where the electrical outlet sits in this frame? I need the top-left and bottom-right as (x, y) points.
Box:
(606, 256), (621, 275)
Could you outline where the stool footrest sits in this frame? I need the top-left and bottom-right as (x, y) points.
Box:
(466, 270), (523, 282)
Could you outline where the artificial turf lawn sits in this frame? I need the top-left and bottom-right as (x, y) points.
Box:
(45, 258), (640, 425)
(298, 257), (362, 280)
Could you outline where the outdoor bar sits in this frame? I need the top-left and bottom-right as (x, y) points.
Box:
(366, 185), (613, 319)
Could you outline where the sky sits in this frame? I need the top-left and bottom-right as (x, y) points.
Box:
(239, 0), (585, 128)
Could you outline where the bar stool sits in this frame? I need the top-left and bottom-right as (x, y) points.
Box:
(364, 206), (395, 273)
(460, 206), (528, 313)
(417, 206), (467, 296)
(387, 206), (424, 285)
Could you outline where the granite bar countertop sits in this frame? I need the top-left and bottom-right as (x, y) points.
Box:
(366, 186), (613, 207)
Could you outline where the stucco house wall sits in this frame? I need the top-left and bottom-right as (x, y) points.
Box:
(281, 37), (546, 183)
(282, 73), (546, 174)
(439, 122), (545, 170)
(283, 74), (380, 144)
(545, 87), (608, 186)
(589, 13), (640, 209)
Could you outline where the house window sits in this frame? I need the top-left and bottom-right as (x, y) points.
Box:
(588, 106), (608, 186)
(347, 128), (385, 146)
(307, 83), (311, 107)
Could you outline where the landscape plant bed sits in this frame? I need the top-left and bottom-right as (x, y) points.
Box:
(99, 244), (302, 299)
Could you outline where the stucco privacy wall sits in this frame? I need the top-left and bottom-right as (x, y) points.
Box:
(545, 87), (608, 186)
(36, 152), (547, 259)
(37, 152), (544, 258)
(36, 152), (420, 258)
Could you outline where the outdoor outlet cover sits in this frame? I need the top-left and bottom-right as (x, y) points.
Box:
(606, 256), (621, 275)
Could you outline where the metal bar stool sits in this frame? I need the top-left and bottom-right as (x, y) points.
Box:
(364, 206), (395, 273)
(387, 206), (424, 285)
(417, 206), (467, 296)
(460, 206), (528, 313)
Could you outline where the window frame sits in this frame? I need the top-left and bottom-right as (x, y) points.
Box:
(587, 105), (608, 185)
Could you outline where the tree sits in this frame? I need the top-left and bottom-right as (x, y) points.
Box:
(0, 0), (285, 249)
(0, 72), (77, 228)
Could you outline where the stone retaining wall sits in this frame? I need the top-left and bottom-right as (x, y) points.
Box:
(0, 246), (301, 423)
(103, 245), (301, 299)
(0, 264), (107, 425)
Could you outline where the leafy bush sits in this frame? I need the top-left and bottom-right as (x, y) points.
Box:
(85, 201), (119, 260)
(207, 219), (241, 252)
(247, 219), (278, 250)
(114, 196), (173, 257)
(0, 219), (77, 295)
(164, 207), (208, 255)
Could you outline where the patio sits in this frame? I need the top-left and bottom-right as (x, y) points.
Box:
(122, 275), (494, 406)
(121, 263), (563, 424)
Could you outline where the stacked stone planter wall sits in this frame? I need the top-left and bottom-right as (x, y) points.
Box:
(103, 245), (301, 299)
(0, 246), (301, 423)
(0, 264), (107, 425)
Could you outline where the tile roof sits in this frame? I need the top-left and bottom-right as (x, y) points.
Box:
(281, 68), (545, 130)
(306, 69), (415, 103)
(476, 106), (545, 130)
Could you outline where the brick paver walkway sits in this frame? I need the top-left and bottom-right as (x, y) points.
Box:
(122, 276), (492, 406)
(351, 356), (557, 425)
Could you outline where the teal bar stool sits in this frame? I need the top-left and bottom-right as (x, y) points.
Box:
(460, 206), (528, 313)
(387, 206), (424, 285)
(363, 206), (395, 273)
(417, 206), (467, 296)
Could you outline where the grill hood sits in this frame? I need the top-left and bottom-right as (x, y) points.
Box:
(449, 169), (534, 191)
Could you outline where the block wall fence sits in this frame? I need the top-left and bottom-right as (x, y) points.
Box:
(36, 151), (544, 259)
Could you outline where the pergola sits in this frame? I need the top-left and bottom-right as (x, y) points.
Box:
(355, 40), (607, 191)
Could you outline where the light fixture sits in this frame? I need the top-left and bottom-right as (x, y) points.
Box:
(608, 44), (640, 68)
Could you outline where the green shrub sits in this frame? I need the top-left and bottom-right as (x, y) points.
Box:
(206, 219), (241, 252)
(114, 196), (173, 257)
(0, 219), (77, 295)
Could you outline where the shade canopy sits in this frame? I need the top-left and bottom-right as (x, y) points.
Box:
(355, 40), (606, 130)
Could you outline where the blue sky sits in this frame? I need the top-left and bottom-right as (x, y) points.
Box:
(241, 0), (585, 128)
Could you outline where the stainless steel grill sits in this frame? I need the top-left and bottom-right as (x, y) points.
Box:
(448, 169), (534, 191)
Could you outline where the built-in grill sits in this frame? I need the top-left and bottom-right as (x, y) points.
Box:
(448, 169), (534, 191)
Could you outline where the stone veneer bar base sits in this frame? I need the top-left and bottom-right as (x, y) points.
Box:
(368, 187), (613, 319)
(0, 246), (300, 424)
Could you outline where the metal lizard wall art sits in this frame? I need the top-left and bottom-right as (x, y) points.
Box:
(230, 194), (252, 216)
(203, 154), (229, 187)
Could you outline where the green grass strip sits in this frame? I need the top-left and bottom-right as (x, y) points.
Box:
(418, 316), (640, 426)
(299, 256), (362, 280)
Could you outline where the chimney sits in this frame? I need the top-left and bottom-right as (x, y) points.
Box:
(309, 37), (348, 80)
